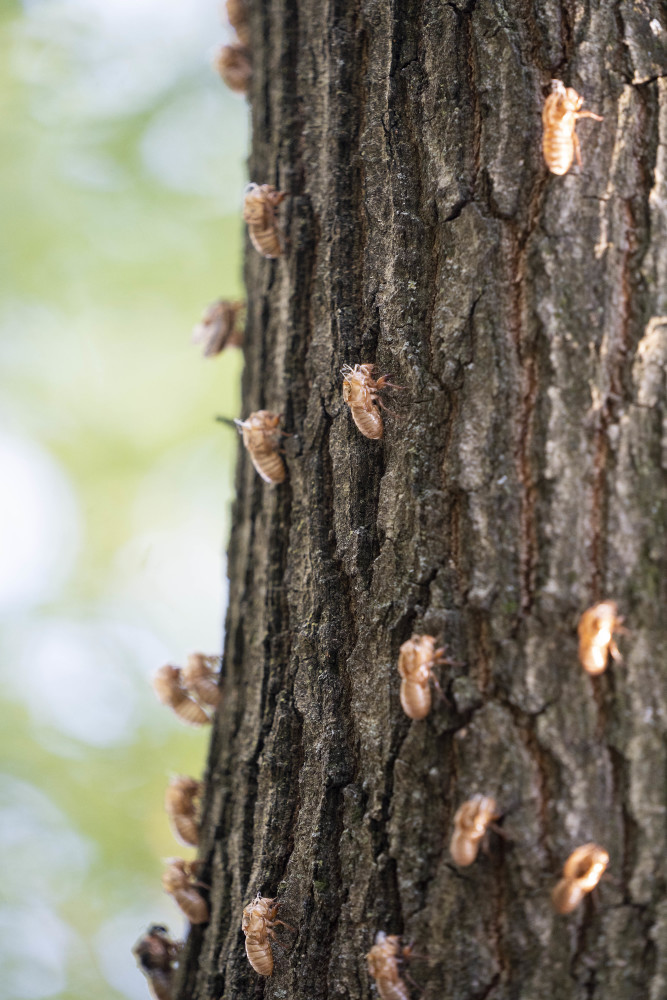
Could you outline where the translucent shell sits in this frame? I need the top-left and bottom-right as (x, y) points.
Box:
(152, 665), (211, 726)
(342, 363), (386, 439)
(164, 776), (202, 847)
(214, 44), (252, 95)
(577, 601), (622, 675)
(366, 932), (410, 1000)
(236, 410), (286, 484)
(191, 299), (244, 356)
(162, 860), (209, 924)
(226, 0), (250, 46)
(182, 653), (221, 708)
(243, 184), (286, 258)
(542, 79), (602, 176)
(450, 795), (498, 867)
(242, 894), (291, 976)
(133, 924), (181, 1000)
(397, 634), (448, 720)
(552, 843), (609, 914)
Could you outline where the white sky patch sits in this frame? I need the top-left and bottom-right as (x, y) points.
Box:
(59, 146), (130, 191)
(140, 89), (248, 202)
(107, 438), (229, 656)
(131, 436), (232, 539)
(16, 0), (225, 120)
(111, 532), (226, 658)
(0, 902), (74, 999)
(0, 432), (80, 613)
(14, 619), (142, 746)
(0, 775), (95, 904)
(13, 0), (248, 202)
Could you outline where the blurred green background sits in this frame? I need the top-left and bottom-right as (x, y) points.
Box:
(0, 0), (246, 996)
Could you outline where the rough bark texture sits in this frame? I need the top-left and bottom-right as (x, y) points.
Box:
(179, 2), (667, 998)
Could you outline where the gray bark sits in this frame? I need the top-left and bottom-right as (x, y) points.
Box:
(179, 2), (667, 998)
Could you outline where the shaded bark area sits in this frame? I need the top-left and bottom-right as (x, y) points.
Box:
(180, 2), (667, 998)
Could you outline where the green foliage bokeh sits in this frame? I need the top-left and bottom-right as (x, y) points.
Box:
(0, 2), (247, 996)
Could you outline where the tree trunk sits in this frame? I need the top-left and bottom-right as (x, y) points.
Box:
(180, 2), (667, 998)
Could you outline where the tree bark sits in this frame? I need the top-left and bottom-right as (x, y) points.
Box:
(180, 2), (667, 998)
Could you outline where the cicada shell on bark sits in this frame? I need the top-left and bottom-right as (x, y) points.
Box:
(182, 652), (222, 708)
(164, 776), (202, 848)
(242, 893), (293, 976)
(552, 843), (609, 914)
(366, 932), (411, 1000)
(235, 410), (286, 484)
(152, 665), (211, 726)
(542, 79), (602, 176)
(191, 299), (244, 356)
(226, 0), (250, 46)
(449, 794), (498, 867)
(213, 43), (252, 95)
(342, 363), (401, 440)
(243, 183), (286, 258)
(162, 859), (209, 925)
(397, 634), (449, 720)
(577, 600), (623, 675)
(133, 924), (181, 1000)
